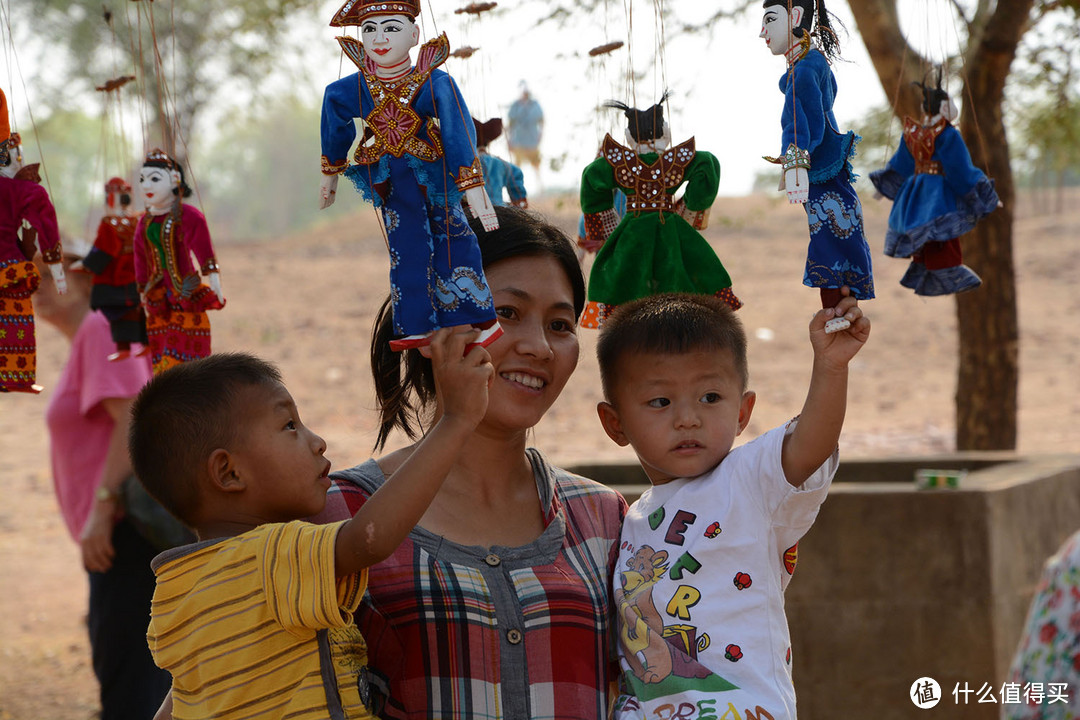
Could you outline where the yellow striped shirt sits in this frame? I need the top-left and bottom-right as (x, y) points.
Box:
(148, 520), (371, 720)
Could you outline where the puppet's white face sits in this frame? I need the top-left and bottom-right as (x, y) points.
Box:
(760, 7), (796, 56)
(104, 189), (129, 217)
(140, 166), (178, 213)
(361, 15), (420, 69)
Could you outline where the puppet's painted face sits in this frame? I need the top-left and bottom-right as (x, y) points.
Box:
(361, 14), (420, 69)
(140, 166), (178, 212)
(0, 142), (22, 179)
(760, 6), (795, 56)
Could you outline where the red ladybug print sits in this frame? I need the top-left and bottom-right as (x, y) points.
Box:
(733, 572), (752, 591)
(704, 522), (722, 538)
(725, 644), (743, 662)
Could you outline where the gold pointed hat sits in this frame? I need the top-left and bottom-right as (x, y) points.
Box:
(330, 0), (420, 27)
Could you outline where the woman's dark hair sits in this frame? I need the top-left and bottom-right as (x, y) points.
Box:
(762, 0), (844, 62)
(370, 204), (585, 450)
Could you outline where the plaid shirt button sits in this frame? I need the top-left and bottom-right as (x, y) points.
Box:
(484, 553), (501, 566)
(506, 629), (523, 645)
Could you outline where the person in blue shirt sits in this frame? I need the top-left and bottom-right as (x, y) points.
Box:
(473, 117), (527, 208)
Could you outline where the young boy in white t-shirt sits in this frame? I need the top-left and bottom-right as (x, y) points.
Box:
(595, 291), (870, 720)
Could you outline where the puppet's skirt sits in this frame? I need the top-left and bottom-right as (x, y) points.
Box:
(581, 212), (741, 328)
(381, 158), (496, 342)
(0, 259), (41, 392)
(143, 282), (222, 375)
(803, 171), (875, 300)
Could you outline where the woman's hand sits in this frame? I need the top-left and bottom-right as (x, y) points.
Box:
(426, 326), (494, 431)
(81, 496), (118, 573)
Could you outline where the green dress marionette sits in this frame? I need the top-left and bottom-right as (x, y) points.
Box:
(579, 96), (740, 328)
(578, 97), (738, 328)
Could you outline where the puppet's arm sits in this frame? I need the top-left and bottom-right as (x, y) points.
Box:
(318, 75), (362, 210)
(677, 150), (721, 230)
(181, 205), (224, 303)
(869, 140), (914, 201)
(432, 73), (497, 231)
(580, 155), (621, 248)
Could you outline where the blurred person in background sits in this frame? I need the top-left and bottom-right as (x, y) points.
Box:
(34, 239), (174, 720)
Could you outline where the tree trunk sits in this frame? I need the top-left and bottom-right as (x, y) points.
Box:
(849, 0), (1032, 450)
(953, 0), (1032, 450)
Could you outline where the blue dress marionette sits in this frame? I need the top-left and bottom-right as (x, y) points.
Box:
(473, 117), (527, 208)
(869, 70), (998, 296)
(319, 0), (501, 352)
(760, 0), (874, 327)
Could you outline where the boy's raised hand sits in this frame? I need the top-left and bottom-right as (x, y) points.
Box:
(426, 326), (495, 431)
(809, 287), (871, 369)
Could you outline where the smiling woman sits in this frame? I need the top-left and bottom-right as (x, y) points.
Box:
(312, 205), (627, 720)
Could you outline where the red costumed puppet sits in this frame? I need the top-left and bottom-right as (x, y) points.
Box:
(81, 177), (147, 359)
(134, 149), (224, 375)
(0, 87), (66, 393)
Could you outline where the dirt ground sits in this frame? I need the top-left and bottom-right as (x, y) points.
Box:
(1, 188), (1077, 719)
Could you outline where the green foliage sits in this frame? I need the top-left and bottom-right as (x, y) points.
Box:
(194, 95), (354, 241)
(19, 0), (315, 145)
(26, 109), (127, 238)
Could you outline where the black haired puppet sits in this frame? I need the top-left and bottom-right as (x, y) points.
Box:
(579, 94), (740, 327)
(760, 0), (874, 326)
(869, 68), (999, 296)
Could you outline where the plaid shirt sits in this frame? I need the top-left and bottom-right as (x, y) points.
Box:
(318, 449), (627, 720)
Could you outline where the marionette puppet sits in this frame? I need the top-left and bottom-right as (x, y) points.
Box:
(578, 95), (740, 328)
(869, 71), (997, 296)
(79, 177), (148, 359)
(134, 149), (224, 375)
(760, 0), (874, 332)
(473, 117), (527, 208)
(0, 87), (66, 393)
(319, 0), (501, 352)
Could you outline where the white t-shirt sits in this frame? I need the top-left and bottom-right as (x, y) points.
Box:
(613, 422), (837, 720)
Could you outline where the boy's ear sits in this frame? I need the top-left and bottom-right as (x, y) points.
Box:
(597, 401), (630, 447)
(736, 390), (757, 435)
(206, 448), (247, 493)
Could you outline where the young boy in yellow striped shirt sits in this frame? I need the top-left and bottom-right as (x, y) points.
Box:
(129, 329), (492, 720)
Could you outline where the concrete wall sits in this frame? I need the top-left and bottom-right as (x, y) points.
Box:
(571, 453), (1080, 719)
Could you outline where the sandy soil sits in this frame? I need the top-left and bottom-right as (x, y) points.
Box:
(1, 188), (1077, 719)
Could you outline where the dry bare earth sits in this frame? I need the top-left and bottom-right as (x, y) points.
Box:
(2, 189), (1077, 719)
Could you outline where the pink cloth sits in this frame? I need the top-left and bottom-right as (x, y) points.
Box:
(0, 175), (61, 264)
(45, 311), (152, 540)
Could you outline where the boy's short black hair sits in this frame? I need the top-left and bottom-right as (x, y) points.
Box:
(596, 293), (749, 401)
(129, 353), (283, 525)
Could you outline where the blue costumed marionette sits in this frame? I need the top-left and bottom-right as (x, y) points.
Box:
(319, 0), (501, 352)
(760, 0), (874, 332)
(473, 117), (527, 208)
(869, 69), (998, 296)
